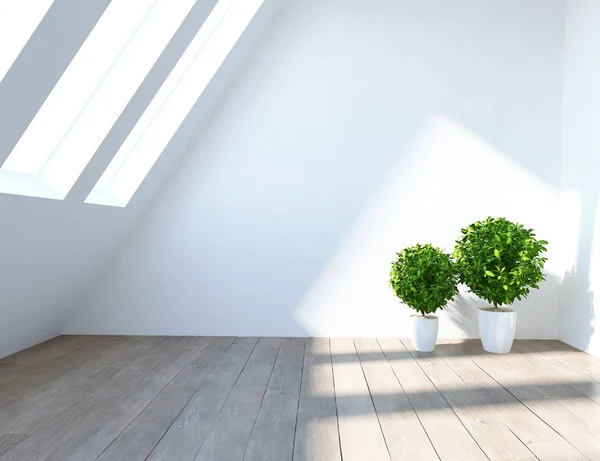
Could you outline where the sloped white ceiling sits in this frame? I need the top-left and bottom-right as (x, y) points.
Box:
(0, 0), (285, 358)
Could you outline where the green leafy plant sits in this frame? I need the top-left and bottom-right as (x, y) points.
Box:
(390, 244), (459, 316)
(453, 217), (548, 308)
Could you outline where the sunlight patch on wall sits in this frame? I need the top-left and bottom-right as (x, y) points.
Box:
(0, 0), (55, 84)
(86, 0), (265, 207)
(293, 115), (561, 338)
(0, 0), (198, 200)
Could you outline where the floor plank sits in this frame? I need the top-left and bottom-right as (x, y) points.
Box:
(473, 341), (600, 421)
(194, 337), (282, 461)
(520, 340), (600, 383)
(377, 338), (488, 461)
(0, 336), (80, 387)
(541, 340), (600, 370)
(46, 337), (233, 461)
(402, 339), (537, 461)
(0, 335), (121, 402)
(454, 340), (600, 460)
(2, 337), (600, 461)
(146, 337), (259, 461)
(0, 335), (79, 368)
(330, 338), (390, 461)
(354, 338), (439, 461)
(94, 337), (235, 461)
(0, 433), (27, 457)
(524, 341), (600, 384)
(293, 338), (342, 461)
(243, 338), (305, 461)
(437, 341), (588, 461)
(512, 340), (600, 405)
(0, 336), (183, 461)
(0, 335), (147, 434)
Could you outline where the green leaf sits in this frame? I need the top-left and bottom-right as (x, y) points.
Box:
(390, 243), (459, 315)
(454, 217), (548, 306)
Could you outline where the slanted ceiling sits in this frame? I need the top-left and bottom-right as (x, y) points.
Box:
(0, 0), (285, 358)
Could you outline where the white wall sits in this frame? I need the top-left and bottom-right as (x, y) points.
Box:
(0, 0), (283, 358)
(560, 0), (600, 356)
(0, 0), (117, 358)
(66, 0), (566, 339)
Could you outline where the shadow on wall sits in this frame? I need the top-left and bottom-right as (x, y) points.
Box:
(561, 268), (595, 351)
(446, 273), (569, 339)
(559, 184), (597, 352)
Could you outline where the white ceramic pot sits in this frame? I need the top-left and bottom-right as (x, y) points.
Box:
(478, 308), (517, 353)
(411, 315), (439, 352)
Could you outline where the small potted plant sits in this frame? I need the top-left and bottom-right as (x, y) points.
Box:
(390, 244), (459, 352)
(454, 217), (548, 353)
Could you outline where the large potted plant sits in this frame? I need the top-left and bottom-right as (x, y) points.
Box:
(454, 217), (548, 353)
(390, 244), (459, 352)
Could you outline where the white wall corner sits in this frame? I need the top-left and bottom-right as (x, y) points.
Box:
(559, 0), (600, 356)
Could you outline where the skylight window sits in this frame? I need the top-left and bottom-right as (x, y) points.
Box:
(0, 0), (198, 200)
(0, 0), (55, 83)
(86, 0), (265, 207)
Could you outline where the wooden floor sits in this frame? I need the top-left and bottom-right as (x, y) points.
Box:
(1, 337), (600, 461)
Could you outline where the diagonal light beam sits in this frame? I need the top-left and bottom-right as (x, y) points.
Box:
(0, 0), (199, 200)
(0, 0), (55, 84)
(86, 0), (265, 207)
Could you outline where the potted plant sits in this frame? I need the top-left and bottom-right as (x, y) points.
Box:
(390, 244), (459, 352)
(454, 217), (548, 353)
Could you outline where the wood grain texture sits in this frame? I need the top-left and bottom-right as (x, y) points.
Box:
(330, 338), (390, 461)
(402, 339), (537, 461)
(1, 336), (182, 461)
(1, 337), (600, 461)
(194, 337), (282, 461)
(0, 336), (146, 434)
(49, 337), (235, 461)
(512, 340), (600, 404)
(95, 337), (235, 461)
(0, 335), (121, 402)
(293, 338), (342, 461)
(437, 341), (588, 461)
(453, 340), (599, 460)
(0, 434), (27, 457)
(243, 338), (305, 461)
(354, 338), (439, 461)
(378, 338), (488, 461)
(147, 337), (259, 461)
